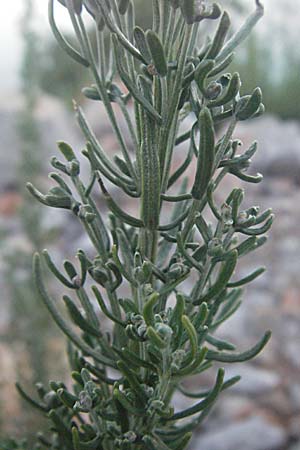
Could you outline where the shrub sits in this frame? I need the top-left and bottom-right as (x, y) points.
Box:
(7, 1), (273, 448)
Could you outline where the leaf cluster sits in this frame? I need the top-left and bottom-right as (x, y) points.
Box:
(12, 1), (271, 449)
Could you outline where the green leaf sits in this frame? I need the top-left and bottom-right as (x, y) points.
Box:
(236, 87), (263, 120)
(117, 361), (145, 403)
(209, 72), (241, 107)
(227, 266), (265, 287)
(16, 383), (48, 412)
(195, 250), (238, 304)
(113, 35), (162, 124)
(113, 388), (143, 415)
(212, 290), (242, 329)
(167, 368), (224, 420)
(134, 26), (152, 64)
(60, 0), (82, 15)
(147, 326), (167, 349)
(63, 295), (102, 337)
(255, 208), (273, 225)
(193, 302), (208, 328)
(181, 315), (198, 360)
(231, 188), (244, 222)
(96, 2), (145, 63)
(178, 374), (241, 398)
(168, 432), (192, 450)
(48, 410), (73, 447)
(194, 60), (215, 94)
(206, 334), (236, 351)
(33, 253), (115, 367)
(57, 388), (77, 408)
(63, 260), (77, 281)
(206, 11), (231, 60)
(192, 107), (215, 200)
(180, 0), (196, 24)
(209, 52), (234, 78)
(167, 145), (193, 189)
(235, 236), (258, 257)
(75, 104), (133, 185)
(143, 292), (160, 326)
(146, 30), (168, 77)
(217, 0), (264, 62)
(206, 331), (271, 362)
(49, 0), (89, 66)
(158, 207), (190, 232)
(118, 0), (130, 15)
(236, 215), (274, 235)
(175, 347), (208, 377)
(49, 173), (72, 195)
(177, 233), (204, 272)
(170, 293), (185, 345)
(43, 249), (76, 289)
(140, 123), (161, 231)
(93, 287), (125, 328)
(98, 175), (144, 228)
(57, 141), (76, 161)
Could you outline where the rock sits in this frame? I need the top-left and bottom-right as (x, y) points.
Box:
(259, 387), (292, 418)
(279, 321), (300, 369)
(289, 415), (300, 440)
(236, 116), (300, 183)
(288, 383), (300, 412)
(225, 366), (281, 396)
(289, 443), (300, 450)
(192, 416), (286, 450)
(215, 395), (256, 422)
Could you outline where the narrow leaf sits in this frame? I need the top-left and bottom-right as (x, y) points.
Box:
(48, 0), (89, 67)
(195, 250), (238, 304)
(206, 11), (231, 59)
(192, 107), (215, 200)
(206, 331), (271, 362)
(146, 30), (168, 77)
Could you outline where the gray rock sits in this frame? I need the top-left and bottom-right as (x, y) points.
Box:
(214, 395), (256, 423)
(289, 443), (300, 450)
(289, 384), (300, 412)
(236, 116), (300, 182)
(192, 416), (286, 450)
(289, 415), (300, 439)
(226, 366), (281, 396)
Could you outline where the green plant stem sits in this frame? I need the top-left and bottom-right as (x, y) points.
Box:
(160, 25), (194, 190)
(76, 14), (138, 185)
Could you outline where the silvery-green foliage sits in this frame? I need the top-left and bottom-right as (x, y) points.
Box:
(15, 0), (272, 448)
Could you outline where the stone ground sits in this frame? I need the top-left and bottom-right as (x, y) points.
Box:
(0, 97), (300, 448)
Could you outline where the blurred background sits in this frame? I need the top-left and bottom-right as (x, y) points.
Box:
(0, 1), (299, 449)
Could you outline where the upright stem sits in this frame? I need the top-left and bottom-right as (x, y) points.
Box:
(160, 25), (193, 189)
(77, 15), (138, 185)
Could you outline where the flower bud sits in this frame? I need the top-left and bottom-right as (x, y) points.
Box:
(207, 238), (223, 256)
(89, 267), (108, 285)
(67, 159), (80, 176)
(221, 203), (233, 227)
(78, 205), (97, 223)
(206, 81), (222, 100)
(46, 186), (74, 209)
(44, 391), (61, 409)
(155, 323), (173, 340)
(74, 390), (93, 412)
(123, 431), (137, 443)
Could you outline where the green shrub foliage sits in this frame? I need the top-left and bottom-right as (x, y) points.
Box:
(12, 1), (272, 448)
